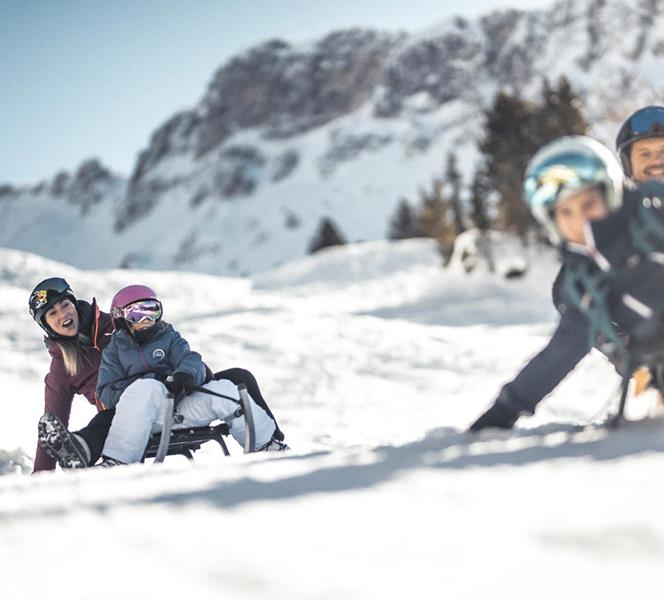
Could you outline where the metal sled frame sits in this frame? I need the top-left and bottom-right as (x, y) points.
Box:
(142, 383), (256, 463)
(143, 422), (231, 461)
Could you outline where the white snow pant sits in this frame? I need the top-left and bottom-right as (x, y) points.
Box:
(102, 378), (276, 464)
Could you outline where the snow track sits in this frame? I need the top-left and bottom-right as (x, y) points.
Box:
(1, 240), (663, 598)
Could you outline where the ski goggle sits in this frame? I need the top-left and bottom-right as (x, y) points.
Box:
(624, 106), (664, 137)
(29, 277), (74, 317)
(524, 152), (606, 212)
(113, 299), (162, 324)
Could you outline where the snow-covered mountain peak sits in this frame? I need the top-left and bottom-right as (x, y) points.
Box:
(2, 0), (664, 276)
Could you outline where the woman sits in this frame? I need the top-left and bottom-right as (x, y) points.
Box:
(470, 135), (664, 430)
(29, 277), (115, 472)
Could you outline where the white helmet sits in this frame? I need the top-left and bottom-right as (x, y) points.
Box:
(523, 136), (624, 244)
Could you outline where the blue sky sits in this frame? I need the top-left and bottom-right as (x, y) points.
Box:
(1, 0), (552, 185)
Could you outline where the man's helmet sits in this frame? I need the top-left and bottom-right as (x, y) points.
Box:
(523, 135), (623, 244)
(616, 105), (664, 177)
(110, 285), (162, 329)
(28, 277), (77, 337)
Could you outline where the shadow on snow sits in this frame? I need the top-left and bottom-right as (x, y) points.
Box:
(4, 417), (663, 520)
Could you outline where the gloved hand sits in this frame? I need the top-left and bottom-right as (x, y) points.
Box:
(469, 401), (519, 432)
(165, 372), (196, 398)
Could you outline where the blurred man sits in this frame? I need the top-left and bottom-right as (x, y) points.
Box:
(616, 105), (664, 183)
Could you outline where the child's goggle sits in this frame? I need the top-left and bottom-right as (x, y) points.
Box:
(113, 300), (162, 324)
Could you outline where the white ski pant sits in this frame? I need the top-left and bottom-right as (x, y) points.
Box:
(102, 378), (276, 464)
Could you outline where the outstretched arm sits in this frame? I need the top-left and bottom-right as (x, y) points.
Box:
(470, 308), (591, 431)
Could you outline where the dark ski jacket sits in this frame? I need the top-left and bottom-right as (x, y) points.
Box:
(35, 300), (114, 472)
(497, 180), (664, 417)
(96, 321), (207, 410)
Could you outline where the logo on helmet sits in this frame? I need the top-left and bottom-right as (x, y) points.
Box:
(539, 165), (580, 188)
(31, 289), (49, 311)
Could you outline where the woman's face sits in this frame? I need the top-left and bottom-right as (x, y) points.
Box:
(553, 185), (608, 245)
(44, 298), (79, 337)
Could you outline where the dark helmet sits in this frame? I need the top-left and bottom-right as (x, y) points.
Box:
(523, 136), (623, 244)
(110, 284), (162, 330)
(615, 105), (664, 177)
(28, 277), (77, 337)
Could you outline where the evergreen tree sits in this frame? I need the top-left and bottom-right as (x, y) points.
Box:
(308, 217), (347, 254)
(479, 92), (536, 237)
(444, 152), (466, 235)
(469, 166), (495, 272)
(469, 167), (491, 232)
(416, 178), (456, 263)
(535, 76), (588, 144)
(478, 78), (588, 238)
(388, 198), (420, 240)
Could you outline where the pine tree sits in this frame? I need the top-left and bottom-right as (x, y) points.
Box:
(388, 198), (420, 240)
(469, 167), (495, 272)
(469, 167), (491, 232)
(416, 178), (456, 263)
(308, 217), (347, 254)
(479, 92), (536, 237)
(535, 76), (588, 144)
(444, 152), (466, 236)
(478, 78), (588, 239)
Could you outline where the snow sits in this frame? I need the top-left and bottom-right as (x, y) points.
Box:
(1, 238), (663, 598)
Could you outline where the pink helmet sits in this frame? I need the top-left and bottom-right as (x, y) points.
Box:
(110, 284), (160, 329)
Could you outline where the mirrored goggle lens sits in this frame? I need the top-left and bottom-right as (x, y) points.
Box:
(121, 300), (162, 323)
(525, 154), (600, 210)
(628, 107), (664, 135)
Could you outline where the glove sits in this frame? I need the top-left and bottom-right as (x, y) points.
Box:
(165, 372), (196, 398)
(469, 401), (519, 432)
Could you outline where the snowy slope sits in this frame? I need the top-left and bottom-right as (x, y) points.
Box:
(1, 241), (663, 599)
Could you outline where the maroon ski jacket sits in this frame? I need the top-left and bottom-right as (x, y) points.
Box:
(34, 299), (114, 472)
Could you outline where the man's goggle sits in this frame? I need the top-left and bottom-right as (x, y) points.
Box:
(625, 106), (664, 137)
(113, 300), (162, 324)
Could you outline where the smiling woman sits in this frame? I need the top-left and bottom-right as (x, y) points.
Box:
(28, 277), (116, 472)
(43, 297), (79, 337)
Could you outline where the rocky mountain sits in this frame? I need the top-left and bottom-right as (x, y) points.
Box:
(2, 0), (664, 275)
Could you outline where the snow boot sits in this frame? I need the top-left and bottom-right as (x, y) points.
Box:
(37, 413), (90, 469)
(259, 435), (290, 452)
(92, 456), (125, 468)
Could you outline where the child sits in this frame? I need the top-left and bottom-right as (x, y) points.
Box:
(470, 135), (664, 431)
(96, 285), (287, 466)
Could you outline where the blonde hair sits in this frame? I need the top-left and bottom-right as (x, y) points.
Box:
(55, 339), (91, 377)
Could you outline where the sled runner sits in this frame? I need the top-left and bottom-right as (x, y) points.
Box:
(144, 382), (256, 463)
(143, 422), (231, 461)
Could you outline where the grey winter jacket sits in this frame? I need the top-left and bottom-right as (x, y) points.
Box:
(96, 322), (207, 409)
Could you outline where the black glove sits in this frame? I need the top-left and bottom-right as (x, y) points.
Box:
(165, 372), (196, 398)
(469, 401), (519, 432)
